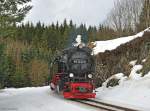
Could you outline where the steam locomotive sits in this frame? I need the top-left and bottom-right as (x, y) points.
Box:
(50, 43), (96, 99)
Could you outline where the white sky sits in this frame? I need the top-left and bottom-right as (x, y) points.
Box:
(24, 0), (114, 27)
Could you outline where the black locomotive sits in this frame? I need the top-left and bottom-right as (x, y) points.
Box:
(50, 44), (96, 99)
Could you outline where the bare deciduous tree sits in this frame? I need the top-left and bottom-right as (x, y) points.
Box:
(104, 0), (143, 36)
(138, 0), (150, 31)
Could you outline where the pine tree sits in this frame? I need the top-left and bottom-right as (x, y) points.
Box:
(0, 0), (32, 37)
(0, 44), (15, 88)
(69, 20), (74, 28)
(56, 21), (59, 31)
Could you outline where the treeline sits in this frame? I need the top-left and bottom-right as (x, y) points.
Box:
(0, 19), (118, 88)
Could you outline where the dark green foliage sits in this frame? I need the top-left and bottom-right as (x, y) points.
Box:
(0, 44), (6, 88)
(14, 20), (118, 52)
(0, 44), (15, 88)
(0, 0), (32, 37)
(0, 0), (32, 25)
(21, 49), (34, 63)
(8, 69), (30, 88)
(106, 78), (120, 88)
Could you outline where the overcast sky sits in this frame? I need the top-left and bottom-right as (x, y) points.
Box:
(24, 0), (114, 27)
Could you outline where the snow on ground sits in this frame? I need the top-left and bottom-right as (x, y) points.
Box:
(93, 27), (150, 55)
(0, 87), (97, 111)
(96, 63), (150, 111)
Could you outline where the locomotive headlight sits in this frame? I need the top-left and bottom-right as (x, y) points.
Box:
(88, 74), (92, 78)
(69, 73), (74, 78)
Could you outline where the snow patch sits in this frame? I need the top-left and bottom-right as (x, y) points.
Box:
(114, 73), (124, 79)
(129, 60), (137, 66)
(129, 65), (143, 80)
(142, 59), (147, 63)
(93, 28), (150, 55)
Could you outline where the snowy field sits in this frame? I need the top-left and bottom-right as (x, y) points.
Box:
(0, 87), (98, 111)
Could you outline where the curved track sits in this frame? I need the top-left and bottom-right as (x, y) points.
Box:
(73, 99), (137, 111)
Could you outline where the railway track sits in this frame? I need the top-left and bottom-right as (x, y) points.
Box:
(73, 99), (138, 111)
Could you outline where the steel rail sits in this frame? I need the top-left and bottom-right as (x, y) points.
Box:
(73, 99), (137, 111)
